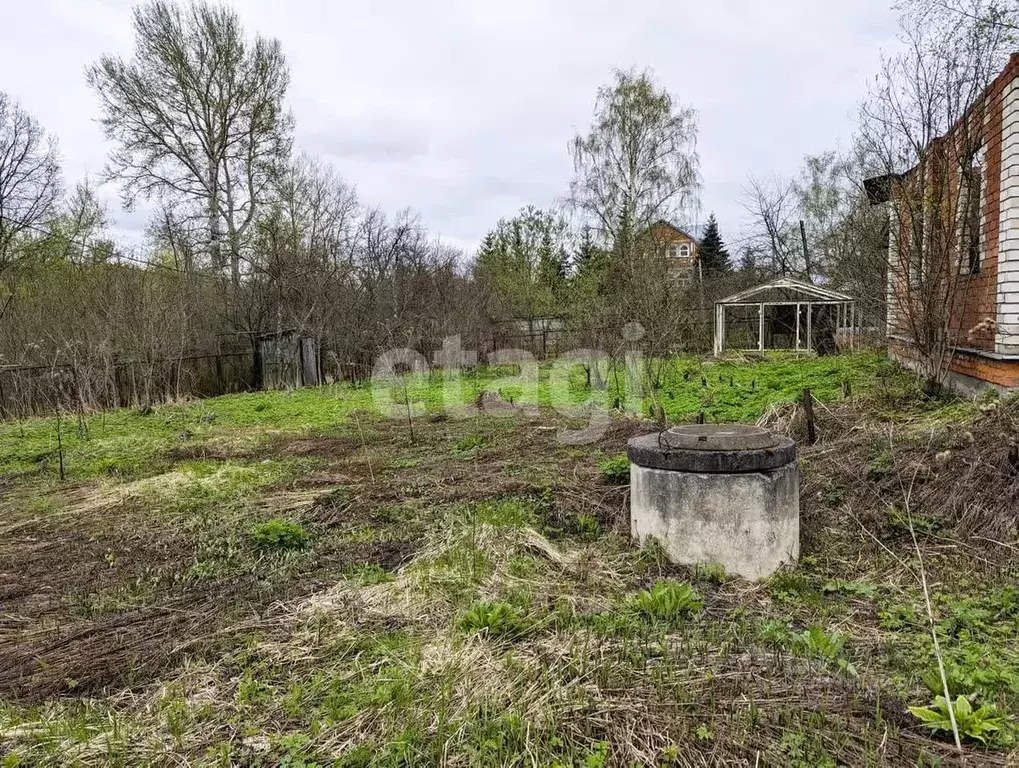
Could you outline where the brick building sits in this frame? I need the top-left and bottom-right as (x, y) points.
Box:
(870, 54), (1019, 395)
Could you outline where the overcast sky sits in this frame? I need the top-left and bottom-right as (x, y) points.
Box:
(0, 0), (901, 256)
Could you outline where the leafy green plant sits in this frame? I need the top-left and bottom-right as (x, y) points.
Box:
(277, 733), (323, 768)
(597, 454), (630, 484)
(249, 519), (311, 552)
(695, 724), (714, 741)
(800, 626), (844, 657)
(822, 487), (845, 508)
(799, 626), (857, 676)
(575, 513), (600, 539)
(909, 695), (1004, 744)
(629, 581), (703, 624)
(459, 601), (531, 639)
(758, 619), (794, 647)
(878, 602), (917, 630)
(822, 579), (876, 599)
(866, 450), (894, 478)
(583, 741), (610, 768)
(778, 731), (836, 768)
(769, 572), (816, 603)
(888, 505), (940, 534)
(452, 435), (484, 455)
(697, 562), (727, 585)
(990, 585), (1019, 619)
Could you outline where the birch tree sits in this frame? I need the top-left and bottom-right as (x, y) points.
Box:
(569, 68), (699, 256)
(87, 0), (293, 287)
(568, 68), (700, 378)
(0, 92), (61, 275)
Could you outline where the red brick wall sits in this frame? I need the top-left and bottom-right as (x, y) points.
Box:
(890, 337), (1019, 388)
(890, 55), (1019, 377)
(949, 349), (1019, 387)
(949, 58), (1019, 350)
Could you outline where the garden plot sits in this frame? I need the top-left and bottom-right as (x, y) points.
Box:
(0, 356), (1016, 765)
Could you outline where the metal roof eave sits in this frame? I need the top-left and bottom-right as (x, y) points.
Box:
(715, 277), (855, 305)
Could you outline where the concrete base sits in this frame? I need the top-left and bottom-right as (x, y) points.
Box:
(630, 462), (799, 580)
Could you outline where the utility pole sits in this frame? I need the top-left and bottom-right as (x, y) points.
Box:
(800, 220), (813, 283)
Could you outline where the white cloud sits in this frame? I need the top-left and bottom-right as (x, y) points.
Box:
(0, 0), (900, 255)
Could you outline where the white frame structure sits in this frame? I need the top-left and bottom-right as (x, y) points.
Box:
(713, 277), (858, 357)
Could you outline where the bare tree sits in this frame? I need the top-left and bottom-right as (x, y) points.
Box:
(740, 175), (802, 278)
(267, 154), (360, 268)
(927, 0), (1019, 32)
(87, 0), (293, 287)
(859, 0), (1018, 392)
(148, 205), (203, 273)
(50, 181), (111, 266)
(0, 92), (61, 277)
(795, 148), (891, 334)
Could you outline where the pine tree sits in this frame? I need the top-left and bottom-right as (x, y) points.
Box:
(574, 226), (607, 276)
(697, 213), (731, 274)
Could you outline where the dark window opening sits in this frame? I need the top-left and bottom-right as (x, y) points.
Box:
(966, 165), (982, 274)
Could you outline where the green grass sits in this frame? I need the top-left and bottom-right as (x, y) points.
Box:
(0, 352), (907, 484)
(1, 351), (1010, 766)
(249, 519), (312, 552)
(647, 351), (888, 422)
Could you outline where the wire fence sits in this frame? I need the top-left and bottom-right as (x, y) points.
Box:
(0, 351), (255, 420)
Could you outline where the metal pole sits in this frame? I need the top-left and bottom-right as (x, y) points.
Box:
(719, 305), (726, 355)
(806, 302), (813, 352)
(714, 304), (720, 356)
(758, 303), (765, 352)
(795, 302), (801, 350)
(837, 303), (843, 350)
(851, 302), (857, 350)
(845, 303), (850, 350)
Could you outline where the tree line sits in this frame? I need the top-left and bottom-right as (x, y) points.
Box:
(0, 0), (1008, 414)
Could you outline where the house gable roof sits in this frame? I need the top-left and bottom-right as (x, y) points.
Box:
(649, 220), (701, 243)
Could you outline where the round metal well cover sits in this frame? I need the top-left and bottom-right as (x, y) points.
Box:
(661, 424), (778, 451)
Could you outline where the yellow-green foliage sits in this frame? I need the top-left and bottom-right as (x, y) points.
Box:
(0, 352), (914, 484)
(249, 519), (311, 552)
(598, 454), (630, 484)
(629, 581), (703, 624)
